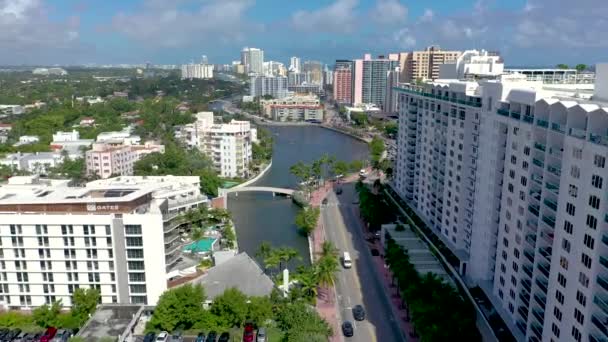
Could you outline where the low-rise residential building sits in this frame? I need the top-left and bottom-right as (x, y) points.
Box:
(0, 175), (207, 308)
(80, 117), (96, 127)
(96, 128), (140, 145)
(287, 83), (324, 97)
(85, 142), (164, 179)
(0, 123), (12, 134)
(0, 152), (64, 174)
(260, 95), (324, 122)
(14, 135), (39, 146)
(0, 105), (24, 116)
(50, 130), (94, 158)
(75, 96), (104, 105)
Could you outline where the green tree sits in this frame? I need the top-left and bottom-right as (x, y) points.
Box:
(295, 266), (318, 300)
(72, 288), (100, 325)
(147, 284), (206, 331)
(275, 247), (300, 272)
(68, 338), (86, 342)
(556, 64), (569, 69)
(331, 160), (349, 177)
(348, 160), (365, 172)
(256, 241), (273, 260)
(210, 287), (249, 328)
(221, 224), (236, 249)
(315, 254), (339, 288)
(32, 300), (62, 328)
(369, 136), (385, 163)
(294, 207), (320, 236)
(275, 302), (331, 340)
(320, 241), (338, 259)
(575, 64), (587, 72)
(246, 296), (273, 325)
(48, 157), (86, 183)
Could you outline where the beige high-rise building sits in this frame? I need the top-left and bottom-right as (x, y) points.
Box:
(398, 46), (461, 83)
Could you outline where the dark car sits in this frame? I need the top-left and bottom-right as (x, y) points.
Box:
(4, 328), (21, 341)
(370, 248), (380, 256)
(206, 331), (217, 342)
(336, 188), (343, 195)
(342, 321), (354, 337)
(171, 331), (183, 342)
(322, 198), (328, 205)
(242, 323), (254, 342)
(352, 305), (366, 321)
(218, 332), (230, 342)
(195, 332), (205, 342)
(0, 329), (8, 339)
(143, 332), (156, 342)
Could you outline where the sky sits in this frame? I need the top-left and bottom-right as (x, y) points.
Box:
(0, 0), (606, 67)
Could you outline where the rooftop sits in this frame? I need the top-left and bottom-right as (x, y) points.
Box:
(190, 252), (274, 299)
(77, 305), (144, 341)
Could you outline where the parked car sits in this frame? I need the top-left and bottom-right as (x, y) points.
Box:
(256, 327), (267, 342)
(336, 188), (343, 195)
(143, 332), (156, 342)
(322, 198), (328, 205)
(14, 332), (28, 341)
(370, 248), (380, 256)
(40, 327), (57, 342)
(171, 331), (183, 342)
(52, 329), (73, 342)
(155, 331), (169, 342)
(218, 332), (230, 342)
(195, 332), (205, 342)
(352, 305), (366, 321)
(242, 323), (255, 342)
(206, 331), (217, 342)
(341, 321), (354, 337)
(3, 328), (21, 341)
(0, 329), (8, 339)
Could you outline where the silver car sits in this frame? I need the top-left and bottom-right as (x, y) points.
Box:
(256, 328), (267, 342)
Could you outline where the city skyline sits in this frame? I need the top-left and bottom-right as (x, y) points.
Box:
(0, 0), (605, 66)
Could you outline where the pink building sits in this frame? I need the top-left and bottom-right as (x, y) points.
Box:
(85, 142), (164, 179)
(332, 60), (353, 105)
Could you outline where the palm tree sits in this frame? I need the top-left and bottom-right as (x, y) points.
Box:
(320, 241), (338, 259)
(256, 241), (272, 260)
(295, 266), (318, 300)
(276, 247), (300, 271)
(315, 255), (339, 287)
(264, 253), (281, 277)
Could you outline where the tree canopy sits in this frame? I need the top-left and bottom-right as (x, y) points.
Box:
(295, 207), (320, 236)
(147, 284), (207, 332)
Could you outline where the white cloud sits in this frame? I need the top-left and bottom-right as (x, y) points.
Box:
(418, 8), (434, 22)
(111, 0), (259, 48)
(0, 0), (83, 64)
(371, 0), (408, 26)
(393, 28), (415, 48)
(290, 0), (358, 34)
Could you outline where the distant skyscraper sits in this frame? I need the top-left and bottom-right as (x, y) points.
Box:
(250, 75), (288, 99)
(241, 47), (264, 75)
(201, 55), (209, 64)
(289, 57), (301, 73)
(398, 45), (461, 82)
(333, 60), (353, 105)
(352, 54), (399, 108)
(181, 63), (214, 79)
(302, 61), (323, 84)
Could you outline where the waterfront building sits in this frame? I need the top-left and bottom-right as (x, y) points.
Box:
(85, 142), (165, 179)
(333, 60), (353, 105)
(250, 76), (288, 99)
(0, 175), (207, 309)
(181, 63), (214, 80)
(352, 54), (399, 109)
(393, 63), (608, 341)
(260, 95), (323, 122)
(241, 47), (264, 75)
(398, 46), (462, 83)
(178, 112), (255, 178)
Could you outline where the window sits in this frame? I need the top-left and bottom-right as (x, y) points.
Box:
(579, 272), (589, 288)
(566, 203), (576, 216)
(562, 239), (571, 253)
(576, 291), (587, 307)
(551, 323), (560, 338)
(581, 253), (592, 269)
(557, 273), (567, 287)
(571, 326), (581, 342)
(559, 257), (568, 270)
(520, 177), (527, 186)
(569, 185), (578, 198)
(572, 147), (582, 159)
(125, 225), (142, 235)
(128, 273), (146, 282)
(129, 285), (147, 293)
(509, 170), (515, 179)
(589, 195), (600, 209)
(574, 308), (584, 325)
(570, 166), (580, 179)
(512, 262), (519, 272)
(126, 237), (143, 247)
(592, 175), (603, 189)
(583, 234), (595, 250)
(586, 215), (597, 230)
(553, 306), (562, 321)
(524, 146), (530, 155)
(127, 261), (144, 270)
(511, 156), (517, 164)
(105, 225), (111, 235)
(555, 290), (564, 304)
(126, 249), (144, 259)
(564, 220), (573, 234)
(594, 155), (606, 168)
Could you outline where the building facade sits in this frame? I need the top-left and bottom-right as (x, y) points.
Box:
(0, 175), (207, 309)
(399, 46), (462, 83)
(180, 63), (214, 79)
(260, 95), (324, 122)
(352, 54), (399, 108)
(289, 57), (301, 73)
(85, 142), (165, 179)
(394, 68), (608, 341)
(250, 76), (288, 99)
(333, 60), (353, 105)
(241, 47), (264, 75)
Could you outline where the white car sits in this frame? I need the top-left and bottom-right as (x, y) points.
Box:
(156, 332), (169, 342)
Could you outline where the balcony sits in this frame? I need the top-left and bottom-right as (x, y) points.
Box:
(520, 292), (531, 306)
(524, 250), (535, 264)
(523, 115), (534, 124)
(525, 234), (537, 248)
(536, 119), (549, 128)
(535, 278), (548, 293)
(530, 323), (543, 339)
(522, 279), (532, 293)
(551, 122), (565, 133)
(590, 133), (608, 147)
(537, 262), (550, 279)
(534, 142), (546, 152)
(547, 164), (561, 177)
(540, 230), (554, 244)
(528, 205), (540, 217)
(517, 307), (529, 323)
(523, 264), (533, 279)
(601, 256), (608, 271)
(592, 315), (608, 338)
(497, 108), (510, 117)
(603, 234), (608, 247)
(534, 293), (546, 308)
(542, 215), (556, 229)
(532, 158), (544, 168)
(511, 111), (521, 120)
(539, 247), (552, 261)
(595, 295), (608, 316)
(532, 309), (545, 325)
(543, 198), (557, 211)
(569, 127), (587, 139)
(599, 275), (608, 292)
(545, 181), (559, 194)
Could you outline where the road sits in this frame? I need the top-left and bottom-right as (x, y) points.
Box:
(321, 182), (405, 342)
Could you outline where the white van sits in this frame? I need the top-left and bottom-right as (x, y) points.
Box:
(342, 252), (352, 268)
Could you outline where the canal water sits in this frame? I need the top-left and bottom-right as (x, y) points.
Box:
(228, 125), (369, 266)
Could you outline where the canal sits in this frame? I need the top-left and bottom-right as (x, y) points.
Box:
(228, 125), (369, 266)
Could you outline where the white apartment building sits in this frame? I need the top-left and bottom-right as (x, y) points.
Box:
(0, 175), (207, 309)
(438, 49), (504, 80)
(241, 47), (264, 75)
(250, 76), (288, 99)
(0, 152), (64, 174)
(181, 112), (255, 178)
(180, 63), (214, 80)
(259, 95), (324, 122)
(85, 142), (164, 179)
(394, 64), (608, 342)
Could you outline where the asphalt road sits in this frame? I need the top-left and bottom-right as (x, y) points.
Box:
(321, 182), (405, 342)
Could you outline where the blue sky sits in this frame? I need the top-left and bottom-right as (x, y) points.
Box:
(0, 0), (606, 67)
